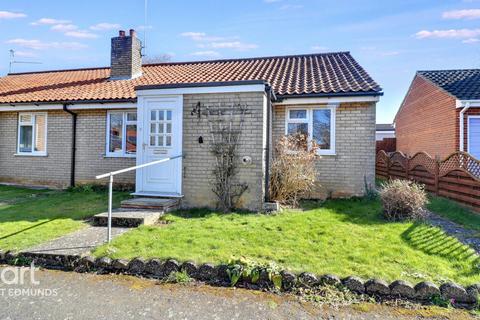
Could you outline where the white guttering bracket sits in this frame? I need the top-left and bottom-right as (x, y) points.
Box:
(0, 102), (136, 112)
(275, 95), (380, 106)
(459, 102), (471, 152)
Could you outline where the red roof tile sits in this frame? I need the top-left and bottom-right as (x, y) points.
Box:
(0, 52), (381, 104)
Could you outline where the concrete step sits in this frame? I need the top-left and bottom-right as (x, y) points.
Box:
(92, 209), (163, 228)
(121, 197), (180, 211)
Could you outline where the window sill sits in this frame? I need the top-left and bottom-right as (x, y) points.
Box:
(317, 152), (336, 156)
(104, 154), (137, 159)
(14, 153), (48, 157)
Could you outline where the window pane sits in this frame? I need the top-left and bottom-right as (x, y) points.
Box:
(158, 135), (164, 146)
(289, 110), (307, 119)
(150, 135), (156, 146)
(109, 113), (123, 153)
(127, 112), (137, 121)
(159, 111), (164, 121)
(20, 114), (32, 123)
(150, 110), (156, 121)
(312, 109), (331, 149)
(166, 135), (171, 146)
(166, 111), (172, 120)
(126, 124), (137, 154)
(34, 114), (46, 152)
(287, 123), (308, 136)
(150, 123), (156, 134)
(159, 123), (164, 133)
(166, 123), (172, 133)
(19, 125), (33, 152)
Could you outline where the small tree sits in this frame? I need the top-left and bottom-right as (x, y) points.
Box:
(269, 134), (318, 206)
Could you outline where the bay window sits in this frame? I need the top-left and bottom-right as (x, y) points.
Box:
(106, 111), (137, 157)
(17, 113), (47, 156)
(285, 106), (336, 155)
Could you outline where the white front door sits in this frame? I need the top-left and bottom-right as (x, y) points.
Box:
(137, 96), (182, 195)
(468, 117), (480, 159)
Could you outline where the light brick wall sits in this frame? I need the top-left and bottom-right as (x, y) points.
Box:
(0, 111), (72, 187)
(0, 110), (136, 188)
(272, 102), (376, 198)
(182, 92), (266, 211)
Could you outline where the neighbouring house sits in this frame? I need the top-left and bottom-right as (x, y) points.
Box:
(0, 29), (382, 211)
(376, 123), (395, 141)
(395, 69), (480, 159)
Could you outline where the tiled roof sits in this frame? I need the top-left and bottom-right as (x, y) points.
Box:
(418, 69), (480, 100)
(0, 52), (381, 104)
(376, 123), (394, 131)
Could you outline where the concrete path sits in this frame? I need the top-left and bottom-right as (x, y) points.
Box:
(0, 266), (475, 320)
(22, 226), (130, 256)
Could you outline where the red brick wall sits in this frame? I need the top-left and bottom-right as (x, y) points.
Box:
(395, 75), (457, 159)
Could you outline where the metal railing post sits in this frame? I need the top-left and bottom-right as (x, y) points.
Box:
(108, 174), (113, 243)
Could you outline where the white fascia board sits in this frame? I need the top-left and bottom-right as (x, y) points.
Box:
(275, 95), (380, 106)
(457, 100), (480, 108)
(136, 84), (266, 97)
(0, 102), (136, 112)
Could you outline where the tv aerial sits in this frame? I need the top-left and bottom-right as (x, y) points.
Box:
(8, 49), (42, 73)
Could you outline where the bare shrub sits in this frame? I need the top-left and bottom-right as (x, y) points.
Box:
(269, 134), (318, 206)
(380, 179), (428, 221)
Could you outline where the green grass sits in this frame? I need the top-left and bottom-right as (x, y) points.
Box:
(94, 198), (480, 285)
(0, 185), (129, 252)
(427, 196), (480, 233)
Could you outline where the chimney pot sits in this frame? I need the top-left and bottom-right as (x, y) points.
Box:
(119, 30), (126, 37)
(129, 29), (136, 37)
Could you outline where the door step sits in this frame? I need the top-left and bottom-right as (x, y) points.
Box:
(121, 197), (180, 211)
(92, 209), (163, 228)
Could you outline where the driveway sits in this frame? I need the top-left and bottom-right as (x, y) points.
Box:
(0, 266), (474, 320)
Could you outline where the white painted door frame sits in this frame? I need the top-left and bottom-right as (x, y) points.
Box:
(135, 95), (183, 196)
(467, 115), (480, 159)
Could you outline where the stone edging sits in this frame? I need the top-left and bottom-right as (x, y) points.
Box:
(1, 251), (478, 309)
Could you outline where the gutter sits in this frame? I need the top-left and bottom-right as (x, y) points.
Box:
(459, 102), (471, 152)
(276, 90), (383, 101)
(63, 104), (77, 187)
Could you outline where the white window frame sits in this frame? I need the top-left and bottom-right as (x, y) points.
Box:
(106, 110), (137, 158)
(467, 115), (480, 155)
(284, 105), (336, 155)
(16, 112), (48, 156)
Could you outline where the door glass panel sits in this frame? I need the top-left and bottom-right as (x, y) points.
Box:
(159, 111), (164, 121)
(150, 135), (156, 146)
(159, 123), (164, 134)
(166, 111), (172, 121)
(166, 136), (171, 146)
(150, 123), (156, 134)
(166, 123), (172, 134)
(158, 136), (164, 146)
(150, 111), (156, 121)
(109, 113), (123, 153)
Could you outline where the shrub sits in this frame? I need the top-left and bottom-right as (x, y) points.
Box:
(380, 179), (428, 221)
(269, 134), (318, 206)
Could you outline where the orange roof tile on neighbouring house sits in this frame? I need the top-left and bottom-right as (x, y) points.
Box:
(0, 52), (382, 105)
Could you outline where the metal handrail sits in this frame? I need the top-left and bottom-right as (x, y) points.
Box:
(96, 154), (184, 243)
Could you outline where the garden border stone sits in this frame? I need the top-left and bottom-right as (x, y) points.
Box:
(1, 251), (477, 309)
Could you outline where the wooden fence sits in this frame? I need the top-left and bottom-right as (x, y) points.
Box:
(376, 138), (396, 153)
(376, 150), (480, 211)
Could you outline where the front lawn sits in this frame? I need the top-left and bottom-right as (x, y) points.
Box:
(94, 198), (480, 286)
(0, 185), (129, 252)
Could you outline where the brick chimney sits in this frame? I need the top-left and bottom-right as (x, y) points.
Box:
(110, 29), (142, 80)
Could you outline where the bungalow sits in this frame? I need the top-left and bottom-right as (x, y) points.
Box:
(0, 29), (382, 211)
(395, 69), (480, 159)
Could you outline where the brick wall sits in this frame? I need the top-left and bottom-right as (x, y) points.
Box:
(182, 92), (267, 211)
(272, 102), (376, 198)
(0, 110), (135, 188)
(395, 75), (457, 158)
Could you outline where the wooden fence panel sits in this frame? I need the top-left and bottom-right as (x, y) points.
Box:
(375, 150), (480, 212)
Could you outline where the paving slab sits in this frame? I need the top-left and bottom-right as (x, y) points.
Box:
(22, 226), (129, 256)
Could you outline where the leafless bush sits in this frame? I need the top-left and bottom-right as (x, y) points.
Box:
(380, 179), (428, 221)
(269, 134), (318, 206)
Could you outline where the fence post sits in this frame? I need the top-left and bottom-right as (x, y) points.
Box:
(386, 155), (390, 180)
(434, 157), (440, 195)
(405, 156), (410, 180)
